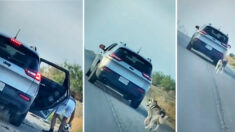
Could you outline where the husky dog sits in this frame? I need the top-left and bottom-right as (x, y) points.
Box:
(215, 59), (227, 74)
(144, 99), (168, 132)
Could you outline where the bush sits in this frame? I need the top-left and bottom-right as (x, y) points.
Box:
(152, 72), (165, 86)
(152, 72), (175, 91)
(64, 62), (83, 102)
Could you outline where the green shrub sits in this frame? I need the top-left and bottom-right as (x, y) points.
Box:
(152, 71), (175, 91)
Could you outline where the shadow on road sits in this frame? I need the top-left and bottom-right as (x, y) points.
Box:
(91, 80), (148, 117)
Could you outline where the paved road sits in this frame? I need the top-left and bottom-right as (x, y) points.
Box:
(0, 112), (50, 132)
(178, 31), (235, 132)
(84, 50), (174, 132)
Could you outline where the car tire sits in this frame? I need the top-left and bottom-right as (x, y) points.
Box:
(130, 99), (142, 109)
(9, 111), (27, 126)
(88, 66), (97, 83)
(213, 59), (219, 66)
(86, 69), (91, 76)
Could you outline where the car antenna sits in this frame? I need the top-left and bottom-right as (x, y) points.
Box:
(14, 29), (21, 39)
(137, 47), (142, 54)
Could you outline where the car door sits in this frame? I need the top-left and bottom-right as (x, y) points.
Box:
(29, 58), (70, 119)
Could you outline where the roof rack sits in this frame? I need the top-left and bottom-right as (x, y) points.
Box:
(147, 58), (152, 62)
(30, 46), (37, 51)
(120, 42), (126, 46)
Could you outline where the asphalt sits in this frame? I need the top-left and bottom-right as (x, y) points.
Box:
(178, 31), (235, 132)
(84, 50), (174, 132)
(0, 112), (50, 132)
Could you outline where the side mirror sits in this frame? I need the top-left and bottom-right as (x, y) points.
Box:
(195, 25), (199, 30)
(99, 44), (105, 50)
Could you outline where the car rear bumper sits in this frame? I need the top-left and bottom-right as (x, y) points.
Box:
(96, 66), (145, 101)
(0, 82), (33, 114)
(192, 38), (224, 61)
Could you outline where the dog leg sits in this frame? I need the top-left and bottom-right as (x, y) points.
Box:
(152, 124), (160, 132)
(144, 116), (151, 127)
(221, 67), (224, 73)
(147, 115), (160, 131)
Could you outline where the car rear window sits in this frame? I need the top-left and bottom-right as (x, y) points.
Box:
(0, 38), (39, 71)
(114, 48), (152, 75)
(203, 26), (228, 44)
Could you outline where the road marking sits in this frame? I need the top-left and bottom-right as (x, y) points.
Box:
(98, 82), (126, 132)
(207, 63), (228, 132)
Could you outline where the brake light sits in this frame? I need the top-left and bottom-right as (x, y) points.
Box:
(103, 67), (112, 72)
(137, 88), (145, 94)
(25, 68), (41, 81)
(19, 94), (30, 101)
(142, 73), (152, 81)
(110, 53), (122, 61)
(10, 38), (22, 46)
(199, 30), (207, 35)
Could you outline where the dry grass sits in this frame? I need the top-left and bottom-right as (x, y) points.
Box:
(71, 101), (83, 132)
(146, 85), (175, 130)
(226, 56), (235, 68)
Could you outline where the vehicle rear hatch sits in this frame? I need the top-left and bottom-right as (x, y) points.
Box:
(198, 26), (228, 54)
(104, 47), (152, 91)
(0, 35), (40, 93)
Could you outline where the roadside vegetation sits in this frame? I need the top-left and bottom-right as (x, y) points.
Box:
(152, 72), (175, 91)
(41, 62), (83, 132)
(146, 72), (175, 130)
(227, 53), (235, 68)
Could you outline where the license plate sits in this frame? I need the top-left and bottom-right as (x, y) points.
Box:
(118, 76), (129, 85)
(0, 81), (5, 91)
(205, 45), (213, 50)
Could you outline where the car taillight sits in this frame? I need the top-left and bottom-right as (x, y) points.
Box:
(19, 94), (30, 101)
(110, 53), (122, 61)
(137, 88), (145, 94)
(10, 38), (22, 46)
(103, 67), (112, 72)
(25, 68), (41, 81)
(199, 30), (207, 35)
(142, 73), (152, 81)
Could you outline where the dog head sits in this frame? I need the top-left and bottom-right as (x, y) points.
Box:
(160, 110), (166, 118)
(146, 98), (159, 108)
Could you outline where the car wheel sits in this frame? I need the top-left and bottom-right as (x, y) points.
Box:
(9, 111), (27, 126)
(86, 69), (91, 76)
(213, 59), (219, 66)
(88, 66), (97, 83)
(130, 99), (142, 109)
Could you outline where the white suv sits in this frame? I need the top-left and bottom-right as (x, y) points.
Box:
(187, 24), (231, 64)
(0, 33), (70, 126)
(86, 43), (152, 108)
